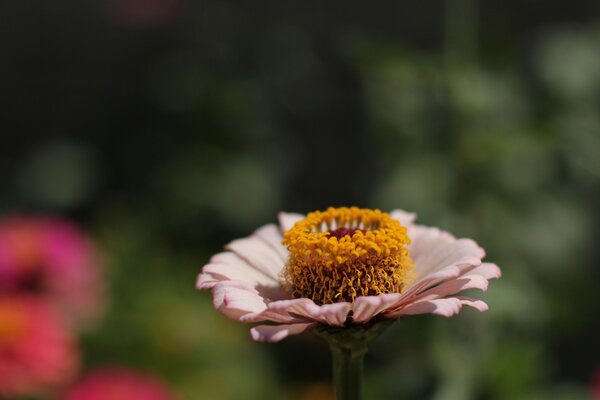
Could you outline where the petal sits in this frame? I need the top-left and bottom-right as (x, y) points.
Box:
(212, 281), (267, 321)
(469, 263), (502, 280)
(252, 224), (288, 260)
(318, 302), (352, 326)
(456, 296), (489, 312)
(386, 298), (464, 318)
(409, 225), (485, 279)
(351, 293), (402, 324)
(197, 261), (277, 290)
(267, 298), (351, 326)
(240, 308), (302, 324)
(226, 236), (285, 279)
(413, 274), (489, 301)
(389, 209), (417, 226)
(278, 212), (305, 233)
(250, 322), (316, 343)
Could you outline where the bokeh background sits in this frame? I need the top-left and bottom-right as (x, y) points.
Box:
(1, 0), (600, 399)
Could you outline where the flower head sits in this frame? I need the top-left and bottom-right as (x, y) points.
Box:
(62, 367), (176, 400)
(0, 216), (104, 326)
(0, 296), (79, 398)
(197, 207), (501, 343)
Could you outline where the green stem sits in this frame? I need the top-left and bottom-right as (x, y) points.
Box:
(314, 320), (395, 400)
(329, 339), (368, 400)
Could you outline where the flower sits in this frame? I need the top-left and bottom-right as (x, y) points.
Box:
(593, 368), (600, 400)
(62, 367), (176, 400)
(0, 296), (79, 398)
(197, 207), (501, 343)
(0, 216), (104, 326)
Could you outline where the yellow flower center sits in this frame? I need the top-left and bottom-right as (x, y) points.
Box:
(282, 207), (414, 305)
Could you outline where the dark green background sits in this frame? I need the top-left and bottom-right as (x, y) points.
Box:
(1, 0), (599, 399)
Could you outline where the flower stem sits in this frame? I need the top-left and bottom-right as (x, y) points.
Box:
(314, 320), (395, 400)
(329, 339), (368, 400)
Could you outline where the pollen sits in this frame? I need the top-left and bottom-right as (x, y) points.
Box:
(282, 207), (415, 305)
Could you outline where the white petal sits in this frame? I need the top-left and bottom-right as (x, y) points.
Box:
(318, 302), (352, 326)
(389, 209), (417, 226)
(278, 212), (305, 232)
(413, 274), (489, 300)
(226, 237), (285, 279)
(250, 322), (316, 343)
(469, 263), (502, 280)
(267, 298), (351, 327)
(386, 298), (463, 318)
(456, 296), (489, 312)
(409, 226), (485, 279)
(351, 293), (402, 324)
(197, 262), (277, 290)
(212, 281), (267, 321)
(252, 224), (288, 260)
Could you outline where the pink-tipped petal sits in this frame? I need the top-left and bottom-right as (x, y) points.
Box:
(389, 209), (417, 226)
(351, 293), (402, 324)
(226, 237), (285, 279)
(386, 298), (463, 318)
(278, 212), (305, 233)
(456, 296), (489, 312)
(469, 263), (502, 280)
(414, 274), (489, 300)
(266, 298), (351, 326)
(240, 309), (301, 324)
(267, 298), (321, 319)
(409, 226), (485, 279)
(318, 302), (352, 326)
(212, 281), (267, 321)
(252, 224), (288, 260)
(250, 322), (316, 343)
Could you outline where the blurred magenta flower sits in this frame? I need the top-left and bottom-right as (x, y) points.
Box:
(0, 296), (79, 398)
(0, 216), (104, 327)
(62, 367), (176, 400)
(198, 207), (501, 342)
(593, 369), (600, 399)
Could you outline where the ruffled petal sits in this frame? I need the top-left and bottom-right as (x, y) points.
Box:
(278, 212), (305, 233)
(250, 322), (316, 343)
(266, 298), (351, 326)
(351, 293), (402, 324)
(318, 302), (353, 326)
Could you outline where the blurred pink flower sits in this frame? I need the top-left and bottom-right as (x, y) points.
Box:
(0, 216), (104, 326)
(198, 207), (501, 342)
(62, 367), (176, 400)
(593, 368), (600, 399)
(0, 296), (79, 398)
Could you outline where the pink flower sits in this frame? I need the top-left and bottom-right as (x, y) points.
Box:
(197, 207), (501, 343)
(0, 216), (104, 326)
(62, 367), (176, 400)
(593, 368), (600, 400)
(0, 296), (79, 398)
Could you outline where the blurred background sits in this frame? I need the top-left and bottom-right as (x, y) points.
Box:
(1, 0), (600, 399)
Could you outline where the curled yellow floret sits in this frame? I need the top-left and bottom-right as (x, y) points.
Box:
(282, 207), (414, 305)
